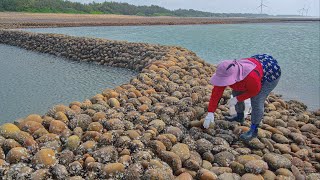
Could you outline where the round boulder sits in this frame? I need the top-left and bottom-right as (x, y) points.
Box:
(171, 143), (190, 162)
(214, 151), (235, 167)
(244, 160), (268, 174)
(103, 163), (125, 178)
(263, 153), (292, 170)
(6, 147), (29, 163)
(33, 148), (56, 168)
(69, 114), (92, 130)
(0, 123), (20, 138)
(241, 173), (264, 180)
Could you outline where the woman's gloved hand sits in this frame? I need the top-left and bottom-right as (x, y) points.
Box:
(203, 112), (215, 129)
(228, 97), (238, 107)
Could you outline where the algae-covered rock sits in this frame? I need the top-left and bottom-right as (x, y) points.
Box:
(197, 168), (218, 180)
(143, 167), (174, 180)
(31, 169), (50, 180)
(51, 164), (69, 179)
(4, 163), (34, 179)
(300, 124), (318, 133)
(6, 147), (30, 164)
(3, 139), (22, 152)
(236, 155), (261, 165)
(54, 112), (69, 123)
(210, 167), (232, 176)
(275, 168), (294, 177)
(68, 161), (83, 176)
(67, 176), (85, 180)
(33, 148), (56, 168)
(58, 150), (75, 166)
(0, 123), (20, 138)
(49, 120), (68, 134)
(78, 140), (96, 154)
(66, 135), (80, 150)
(202, 160), (212, 170)
(25, 114), (43, 123)
(92, 112), (106, 122)
(149, 119), (166, 132)
(171, 143), (190, 162)
(263, 153), (291, 170)
(306, 173), (320, 180)
(176, 172), (193, 180)
(105, 118), (125, 130)
(218, 173), (241, 180)
(149, 140), (166, 154)
(87, 122), (103, 132)
(166, 126), (183, 141)
(214, 151), (235, 167)
(92, 146), (118, 163)
(103, 163), (125, 178)
(160, 151), (182, 172)
(272, 133), (290, 144)
(108, 98), (120, 108)
(244, 160), (268, 174)
(262, 170), (277, 180)
(241, 173), (264, 180)
(19, 120), (44, 134)
(196, 138), (213, 154)
(230, 161), (245, 175)
(69, 114), (92, 130)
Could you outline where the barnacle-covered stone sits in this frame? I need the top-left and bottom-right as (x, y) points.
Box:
(33, 148), (56, 168)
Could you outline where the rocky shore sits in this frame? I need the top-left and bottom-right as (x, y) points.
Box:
(0, 30), (319, 180)
(0, 12), (319, 29)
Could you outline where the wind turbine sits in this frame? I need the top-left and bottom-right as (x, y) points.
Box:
(257, 0), (268, 14)
(305, 8), (309, 16)
(298, 5), (309, 16)
(305, 4), (310, 16)
(298, 8), (305, 16)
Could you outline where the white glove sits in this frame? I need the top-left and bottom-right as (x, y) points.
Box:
(228, 97), (238, 107)
(203, 112), (215, 129)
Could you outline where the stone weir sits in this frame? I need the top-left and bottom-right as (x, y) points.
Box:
(0, 30), (319, 180)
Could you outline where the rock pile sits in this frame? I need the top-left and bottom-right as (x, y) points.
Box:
(0, 30), (319, 179)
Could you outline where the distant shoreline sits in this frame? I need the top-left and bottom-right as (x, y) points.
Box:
(0, 12), (319, 29)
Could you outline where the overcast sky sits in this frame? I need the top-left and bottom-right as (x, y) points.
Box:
(70, 0), (320, 16)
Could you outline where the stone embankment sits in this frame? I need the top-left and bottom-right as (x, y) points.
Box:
(0, 30), (319, 179)
(1, 12), (320, 29)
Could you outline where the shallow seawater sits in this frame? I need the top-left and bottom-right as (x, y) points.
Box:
(25, 22), (320, 110)
(0, 44), (137, 123)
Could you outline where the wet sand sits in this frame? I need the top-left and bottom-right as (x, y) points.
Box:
(0, 12), (319, 29)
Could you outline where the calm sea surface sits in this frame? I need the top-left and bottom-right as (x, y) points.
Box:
(0, 45), (137, 122)
(25, 22), (320, 110)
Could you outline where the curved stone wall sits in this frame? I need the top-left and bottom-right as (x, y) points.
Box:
(0, 30), (172, 71)
(0, 30), (319, 179)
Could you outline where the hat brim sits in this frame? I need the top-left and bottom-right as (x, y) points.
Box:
(210, 73), (237, 86)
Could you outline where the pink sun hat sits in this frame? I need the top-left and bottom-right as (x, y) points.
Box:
(210, 59), (257, 86)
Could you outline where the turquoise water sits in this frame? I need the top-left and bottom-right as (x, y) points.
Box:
(0, 45), (137, 122)
(25, 23), (320, 110)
